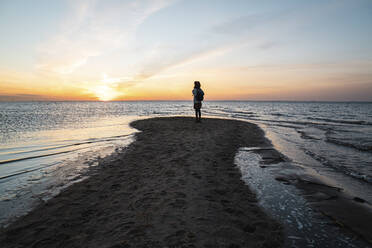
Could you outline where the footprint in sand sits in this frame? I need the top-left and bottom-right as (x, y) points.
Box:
(169, 199), (187, 208)
(191, 172), (202, 179)
(175, 192), (186, 198)
(110, 183), (121, 191)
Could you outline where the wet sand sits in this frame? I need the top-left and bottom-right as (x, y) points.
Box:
(236, 148), (372, 247)
(0, 117), (283, 247)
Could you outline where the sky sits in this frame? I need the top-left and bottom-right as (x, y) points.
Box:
(0, 0), (371, 101)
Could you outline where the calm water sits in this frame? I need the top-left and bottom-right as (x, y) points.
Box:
(0, 101), (371, 227)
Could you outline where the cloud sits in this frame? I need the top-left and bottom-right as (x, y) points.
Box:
(34, 1), (305, 88)
(209, 13), (274, 36)
(126, 2), (322, 84)
(128, 0), (368, 84)
(36, 0), (175, 74)
(123, 12), (282, 82)
(0, 93), (62, 101)
(117, 46), (231, 85)
(236, 60), (372, 72)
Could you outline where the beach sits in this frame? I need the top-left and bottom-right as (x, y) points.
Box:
(0, 117), (283, 247)
(2, 0), (372, 246)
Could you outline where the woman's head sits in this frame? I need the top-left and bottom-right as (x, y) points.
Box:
(194, 81), (201, 89)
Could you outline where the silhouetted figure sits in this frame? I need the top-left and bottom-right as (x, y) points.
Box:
(192, 81), (204, 123)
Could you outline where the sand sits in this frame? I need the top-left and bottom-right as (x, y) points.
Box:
(0, 117), (283, 248)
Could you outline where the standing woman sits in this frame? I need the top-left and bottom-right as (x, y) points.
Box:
(192, 81), (204, 123)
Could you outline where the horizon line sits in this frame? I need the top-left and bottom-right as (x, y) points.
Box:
(0, 100), (371, 103)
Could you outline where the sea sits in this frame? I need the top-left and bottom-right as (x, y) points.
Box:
(1, 101), (371, 233)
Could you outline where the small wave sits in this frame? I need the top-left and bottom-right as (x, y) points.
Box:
(0, 148), (83, 165)
(151, 111), (168, 115)
(0, 162), (60, 181)
(204, 109), (333, 128)
(231, 114), (257, 119)
(202, 111), (227, 118)
(243, 118), (334, 128)
(230, 110), (255, 115)
(273, 124), (304, 129)
(303, 150), (372, 184)
(325, 138), (372, 153)
(209, 108), (254, 115)
(297, 130), (320, 140)
(307, 117), (371, 125)
(271, 113), (291, 117)
(1, 134), (133, 160)
(0, 134), (135, 180)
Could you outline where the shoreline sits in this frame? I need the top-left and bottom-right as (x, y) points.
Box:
(0, 117), (283, 247)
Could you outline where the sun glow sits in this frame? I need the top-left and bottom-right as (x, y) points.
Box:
(91, 85), (120, 101)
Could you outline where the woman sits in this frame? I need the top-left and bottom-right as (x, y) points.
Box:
(192, 81), (204, 123)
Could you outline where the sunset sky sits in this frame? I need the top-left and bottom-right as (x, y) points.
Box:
(0, 0), (371, 101)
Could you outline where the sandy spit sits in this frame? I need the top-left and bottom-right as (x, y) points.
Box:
(0, 117), (283, 248)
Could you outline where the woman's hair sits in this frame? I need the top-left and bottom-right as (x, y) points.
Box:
(194, 81), (201, 89)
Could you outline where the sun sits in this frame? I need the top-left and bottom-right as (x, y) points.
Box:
(91, 85), (119, 101)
